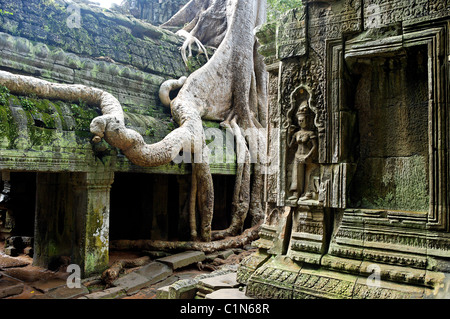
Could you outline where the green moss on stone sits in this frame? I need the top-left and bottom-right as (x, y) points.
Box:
(202, 120), (221, 129)
(0, 85), (10, 105)
(355, 156), (429, 212)
(0, 92), (18, 149)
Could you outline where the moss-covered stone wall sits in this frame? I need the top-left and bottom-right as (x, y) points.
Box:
(0, 0), (186, 78)
(0, 0), (233, 175)
(0, 85), (235, 174)
(0, 0), (235, 277)
(125, 0), (189, 26)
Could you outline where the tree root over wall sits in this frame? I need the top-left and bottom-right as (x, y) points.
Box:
(110, 221), (262, 254)
(0, 0), (269, 253)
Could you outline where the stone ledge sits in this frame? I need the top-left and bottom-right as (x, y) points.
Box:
(46, 285), (89, 299)
(84, 286), (126, 299)
(135, 261), (173, 284)
(205, 288), (252, 299)
(157, 251), (206, 270)
(112, 272), (153, 295)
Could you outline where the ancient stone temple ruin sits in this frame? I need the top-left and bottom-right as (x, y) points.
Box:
(0, 0), (449, 300)
(0, 0), (232, 278)
(238, 0), (450, 298)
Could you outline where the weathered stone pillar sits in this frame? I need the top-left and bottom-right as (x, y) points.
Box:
(0, 170), (13, 241)
(71, 171), (114, 277)
(34, 171), (114, 277)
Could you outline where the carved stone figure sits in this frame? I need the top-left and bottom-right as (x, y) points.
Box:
(287, 100), (319, 203)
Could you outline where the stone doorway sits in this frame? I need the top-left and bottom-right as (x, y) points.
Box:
(348, 45), (430, 212)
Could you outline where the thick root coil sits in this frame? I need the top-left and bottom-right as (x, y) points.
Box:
(110, 221), (262, 254)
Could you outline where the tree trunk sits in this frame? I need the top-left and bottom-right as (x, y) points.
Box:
(159, 0), (268, 243)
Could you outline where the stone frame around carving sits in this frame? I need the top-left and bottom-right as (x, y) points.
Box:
(326, 22), (449, 231)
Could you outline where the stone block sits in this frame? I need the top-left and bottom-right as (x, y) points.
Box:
(157, 276), (204, 300)
(168, 278), (198, 299)
(198, 273), (240, 290)
(85, 287), (127, 299)
(0, 276), (24, 298)
(205, 288), (252, 299)
(157, 251), (205, 270)
(196, 272), (241, 299)
(46, 285), (89, 299)
(162, 267), (238, 299)
(153, 275), (180, 289)
(156, 286), (169, 299)
(135, 261), (173, 284)
(32, 278), (67, 294)
(0, 254), (30, 268)
(112, 272), (152, 295)
(218, 250), (234, 260)
(237, 250), (271, 285)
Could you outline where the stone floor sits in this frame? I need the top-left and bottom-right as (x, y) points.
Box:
(0, 243), (256, 300)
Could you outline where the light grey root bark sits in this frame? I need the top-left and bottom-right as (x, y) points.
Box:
(159, 76), (187, 107)
(0, 70), (202, 168)
(0, 69), (214, 242)
(110, 221), (262, 254)
(158, 0), (268, 245)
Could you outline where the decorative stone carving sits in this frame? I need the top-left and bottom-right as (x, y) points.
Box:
(276, 7), (308, 60)
(246, 256), (301, 299)
(245, 0), (450, 300)
(287, 204), (327, 265)
(253, 206), (293, 255)
(286, 86), (320, 205)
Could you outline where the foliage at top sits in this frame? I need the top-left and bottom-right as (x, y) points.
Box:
(267, 0), (303, 23)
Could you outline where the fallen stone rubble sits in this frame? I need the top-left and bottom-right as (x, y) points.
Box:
(0, 246), (256, 299)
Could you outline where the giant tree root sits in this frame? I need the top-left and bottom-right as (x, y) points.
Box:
(101, 255), (151, 287)
(110, 221), (262, 254)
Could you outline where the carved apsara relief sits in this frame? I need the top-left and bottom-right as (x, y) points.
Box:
(286, 86), (321, 204)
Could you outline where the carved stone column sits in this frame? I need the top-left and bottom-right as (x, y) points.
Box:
(0, 170), (13, 241)
(71, 171), (114, 277)
(34, 171), (114, 277)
